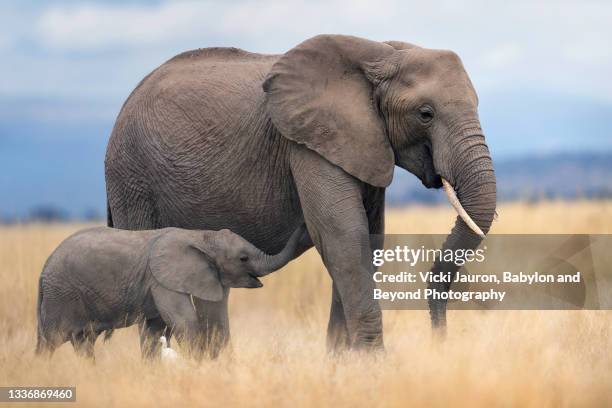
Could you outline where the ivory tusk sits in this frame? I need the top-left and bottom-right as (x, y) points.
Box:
(190, 294), (197, 313)
(441, 178), (486, 238)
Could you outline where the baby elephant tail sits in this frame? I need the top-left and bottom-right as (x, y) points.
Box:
(102, 329), (115, 342)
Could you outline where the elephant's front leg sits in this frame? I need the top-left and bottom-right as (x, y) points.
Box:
(327, 283), (349, 351)
(192, 290), (230, 358)
(326, 187), (386, 351)
(292, 147), (383, 350)
(138, 317), (169, 360)
(151, 286), (225, 361)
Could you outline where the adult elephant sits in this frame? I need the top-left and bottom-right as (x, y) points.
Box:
(105, 34), (496, 352)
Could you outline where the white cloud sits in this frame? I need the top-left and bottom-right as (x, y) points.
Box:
(35, 0), (397, 52)
(479, 44), (523, 69)
(0, 0), (606, 107)
(37, 2), (209, 50)
(563, 33), (612, 64)
(0, 34), (11, 50)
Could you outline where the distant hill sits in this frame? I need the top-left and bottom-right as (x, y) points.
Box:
(0, 113), (611, 220)
(386, 152), (612, 205)
(494, 153), (612, 200)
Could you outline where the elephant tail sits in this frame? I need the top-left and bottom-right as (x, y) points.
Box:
(106, 199), (114, 228)
(102, 329), (115, 342)
(35, 276), (46, 354)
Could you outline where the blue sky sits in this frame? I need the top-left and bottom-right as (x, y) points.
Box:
(1, 0), (611, 217)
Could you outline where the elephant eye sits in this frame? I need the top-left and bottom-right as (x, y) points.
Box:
(240, 255), (249, 262)
(418, 106), (434, 123)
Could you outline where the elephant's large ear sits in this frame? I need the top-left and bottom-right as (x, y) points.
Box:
(149, 233), (223, 302)
(263, 35), (396, 188)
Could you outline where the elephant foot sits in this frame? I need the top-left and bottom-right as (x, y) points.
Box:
(431, 323), (447, 344)
(345, 309), (384, 352)
(429, 298), (448, 342)
(326, 328), (349, 354)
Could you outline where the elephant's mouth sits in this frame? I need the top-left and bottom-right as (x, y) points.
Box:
(247, 273), (263, 288)
(421, 144), (442, 189)
(410, 143), (485, 237)
(423, 172), (442, 189)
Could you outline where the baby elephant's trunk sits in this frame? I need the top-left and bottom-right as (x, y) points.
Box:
(252, 224), (307, 275)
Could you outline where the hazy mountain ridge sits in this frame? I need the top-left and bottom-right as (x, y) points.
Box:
(386, 152), (612, 205)
(1, 118), (611, 220)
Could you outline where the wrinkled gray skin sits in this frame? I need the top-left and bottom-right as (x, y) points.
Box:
(36, 225), (305, 360)
(105, 34), (497, 351)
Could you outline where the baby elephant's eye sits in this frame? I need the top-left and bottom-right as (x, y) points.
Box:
(240, 255), (249, 262)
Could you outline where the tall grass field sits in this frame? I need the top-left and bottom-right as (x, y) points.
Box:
(1, 201), (611, 406)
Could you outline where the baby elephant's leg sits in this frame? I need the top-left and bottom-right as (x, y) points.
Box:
(36, 331), (64, 358)
(192, 295), (230, 358)
(70, 329), (97, 361)
(151, 286), (207, 361)
(138, 317), (168, 360)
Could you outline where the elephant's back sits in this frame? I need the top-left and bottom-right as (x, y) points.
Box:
(149, 47), (278, 100)
(41, 227), (155, 288)
(111, 47), (278, 132)
(166, 46), (278, 67)
(106, 47), (279, 171)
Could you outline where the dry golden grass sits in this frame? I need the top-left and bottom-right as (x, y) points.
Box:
(1, 200), (611, 407)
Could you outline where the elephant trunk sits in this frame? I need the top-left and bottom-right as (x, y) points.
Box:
(430, 120), (497, 330)
(252, 224), (306, 276)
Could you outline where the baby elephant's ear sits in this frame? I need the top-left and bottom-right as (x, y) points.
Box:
(149, 233), (223, 302)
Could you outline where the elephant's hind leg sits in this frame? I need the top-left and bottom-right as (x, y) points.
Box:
(35, 328), (64, 358)
(105, 171), (158, 230)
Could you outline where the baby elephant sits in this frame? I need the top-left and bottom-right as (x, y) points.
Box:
(36, 225), (305, 360)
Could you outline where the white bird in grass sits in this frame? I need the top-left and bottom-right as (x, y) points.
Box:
(159, 336), (178, 362)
